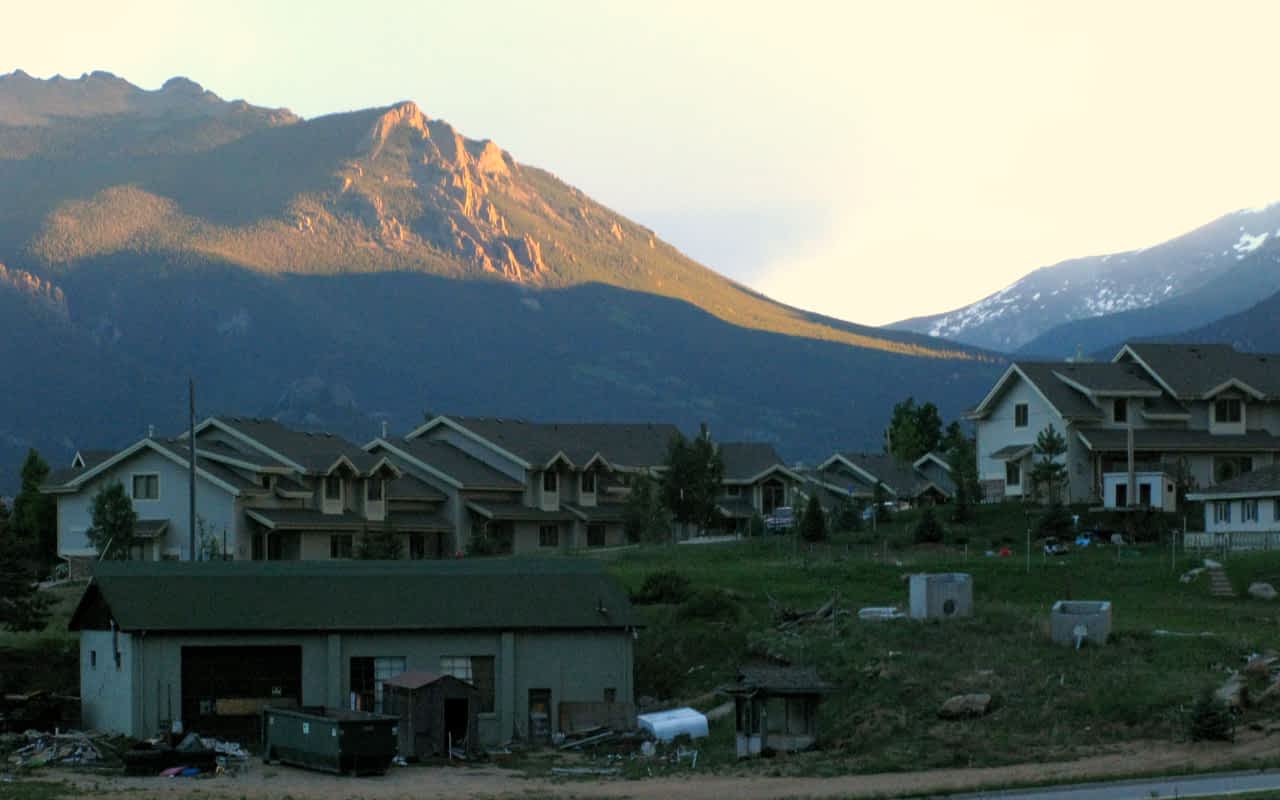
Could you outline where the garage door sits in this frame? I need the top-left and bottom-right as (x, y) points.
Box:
(181, 646), (302, 744)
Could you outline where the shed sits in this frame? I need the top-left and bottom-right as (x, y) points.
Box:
(381, 671), (480, 760)
(719, 665), (832, 758)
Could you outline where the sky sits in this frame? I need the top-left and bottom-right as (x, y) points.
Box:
(5, 1), (1280, 325)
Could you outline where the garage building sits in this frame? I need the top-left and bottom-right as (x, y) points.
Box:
(69, 559), (637, 747)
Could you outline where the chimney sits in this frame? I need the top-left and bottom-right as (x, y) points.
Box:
(381, 420), (388, 439)
(147, 424), (155, 438)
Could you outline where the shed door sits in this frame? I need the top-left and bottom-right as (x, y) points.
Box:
(181, 645), (302, 744)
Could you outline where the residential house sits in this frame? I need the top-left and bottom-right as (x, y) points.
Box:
(807, 451), (953, 508)
(713, 442), (804, 530)
(42, 417), (452, 569)
(69, 559), (637, 747)
(968, 343), (1280, 507)
(1187, 463), (1280, 548)
(367, 416), (680, 554)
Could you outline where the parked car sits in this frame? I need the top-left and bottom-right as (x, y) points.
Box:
(765, 506), (795, 532)
(861, 502), (896, 522)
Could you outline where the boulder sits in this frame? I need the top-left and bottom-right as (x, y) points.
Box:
(1249, 582), (1277, 600)
(938, 693), (992, 719)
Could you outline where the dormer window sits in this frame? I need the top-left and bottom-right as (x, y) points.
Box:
(260, 475), (273, 490)
(543, 471), (558, 492)
(366, 479), (384, 502)
(324, 476), (342, 500)
(581, 471), (596, 493)
(1113, 398), (1127, 424)
(1215, 398), (1242, 424)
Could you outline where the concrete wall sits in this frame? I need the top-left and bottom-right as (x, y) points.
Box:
(57, 448), (240, 561)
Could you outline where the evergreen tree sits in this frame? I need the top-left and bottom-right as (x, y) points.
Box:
(832, 496), (862, 533)
(0, 543), (50, 631)
(913, 504), (945, 544)
(886, 398), (944, 464)
(87, 481), (137, 560)
(358, 517), (404, 559)
(947, 431), (981, 523)
(1030, 424), (1068, 503)
(660, 425), (725, 536)
(1036, 500), (1074, 540)
(623, 474), (670, 543)
(10, 449), (56, 565)
(798, 494), (828, 542)
(872, 482), (892, 523)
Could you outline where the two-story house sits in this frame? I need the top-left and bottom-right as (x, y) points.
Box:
(806, 451), (953, 508)
(42, 417), (453, 569)
(713, 442), (803, 530)
(968, 343), (1280, 506)
(367, 416), (680, 554)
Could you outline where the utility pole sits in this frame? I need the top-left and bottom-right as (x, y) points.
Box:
(189, 378), (197, 561)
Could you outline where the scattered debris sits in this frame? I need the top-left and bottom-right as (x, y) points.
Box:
(1249, 582), (1277, 600)
(770, 593), (847, 630)
(6, 730), (104, 768)
(1154, 629), (1218, 638)
(1180, 567), (1206, 584)
(938, 693), (993, 720)
(858, 607), (906, 621)
(636, 707), (708, 741)
(1217, 672), (1248, 710)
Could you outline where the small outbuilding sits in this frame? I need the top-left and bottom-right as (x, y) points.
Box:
(382, 671), (480, 760)
(719, 665), (832, 758)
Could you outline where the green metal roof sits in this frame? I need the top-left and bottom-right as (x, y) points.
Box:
(69, 560), (638, 633)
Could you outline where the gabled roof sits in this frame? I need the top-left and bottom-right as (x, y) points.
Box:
(372, 439), (523, 490)
(968, 363), (1103, 421)
(387, 473), (446, 502)
(71, 449), (115, 470)
(718, 442), (801, 483)
(1076, 427), (1280, 453)
(199, 417), (382, 475)
(40, 437), (250, 497)
(913, 451), (952, 472)
(1115, 343), (1280, 399)
(409, 416), (680, 470)
(1049, 362), (1163, 397)
(69, 560), (639, 633)
(383, 671), (476, 692)
(1187, 464), (1280, 500)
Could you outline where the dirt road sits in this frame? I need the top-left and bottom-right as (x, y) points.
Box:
(47, 730), (1280, 800)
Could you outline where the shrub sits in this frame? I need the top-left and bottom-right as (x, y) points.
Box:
(747, 513), (766, 538)
(632, 570), (693, 605)
(1188, 687), (1233, 742)
(913, 505), (945, 544)
(799, 495), (828, 542)
(1036, 501), (1073, 540)
(676, 588), (740, 622)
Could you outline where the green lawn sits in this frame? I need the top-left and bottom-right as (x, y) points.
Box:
(590, 503), (1280, 775)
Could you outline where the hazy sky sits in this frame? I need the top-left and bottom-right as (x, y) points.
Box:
(6, 1), (1280, 325)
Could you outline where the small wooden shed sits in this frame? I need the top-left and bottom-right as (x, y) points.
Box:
(719, 665), (832, 758)
(382, 671), (480, 760)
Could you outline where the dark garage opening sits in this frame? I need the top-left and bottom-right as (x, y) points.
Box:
(181, 646), (302, 745)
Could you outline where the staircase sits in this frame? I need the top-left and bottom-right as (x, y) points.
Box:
(1208, 566), (1236, 598)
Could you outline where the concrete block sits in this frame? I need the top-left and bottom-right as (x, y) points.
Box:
(1050, 600), (1111, 647)
(909, 573), (973, 620)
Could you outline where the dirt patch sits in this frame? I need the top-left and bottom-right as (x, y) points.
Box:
(35, 729), (1280, 800)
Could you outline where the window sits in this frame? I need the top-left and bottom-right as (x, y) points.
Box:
(1244, 500), (1259, 522)
(260, 475), (273, 490)
(543, 471), (558, 492)
(1014, 403), (1029, 428)
(409, 533), (427, 560)
(587, 524), (606, 547)
(1274, 500), (1280, 523)
(324, 475), (342, 501)
(1215, 398), (1243, 424)
(441, 655), (495, 712)
(131, 474), (159, 500)
(349, 656), (405, 713)
(366, 479), (384, 502)
(1139, 483), (1152, 507)
(539, 524), (559, 547)
(330, 534), (353, 559)
(726, 485), (742, 497)
(1214, 502), (1232, 524)
(580, 471), (596, 494)
(1113, 398), (1127, 424)
(90, 650), (96, 669)
(1005, 461), (1021, 487)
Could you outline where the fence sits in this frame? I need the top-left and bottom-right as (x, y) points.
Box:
(1183, 531), (1280, 553)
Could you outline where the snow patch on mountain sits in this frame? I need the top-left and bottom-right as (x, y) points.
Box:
(1233, 230), (1268, 258)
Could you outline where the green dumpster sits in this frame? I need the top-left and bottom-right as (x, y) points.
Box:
(262, 706), (398, 775)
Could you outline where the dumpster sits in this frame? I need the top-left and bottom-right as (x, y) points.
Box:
(261, 706), (398, 775)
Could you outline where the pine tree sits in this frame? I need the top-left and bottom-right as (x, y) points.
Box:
(947, 432), (981, 523)
(623, 475), (670, 543)
(87, 481), (137, 559)
(798, 494), (827, 542)
(660, 425), (725, 536)
(0, 544), (50, 631)
(1031, 424), (1068, 503)
(10, 449), (55, 565)
(914, 504), (945, 543)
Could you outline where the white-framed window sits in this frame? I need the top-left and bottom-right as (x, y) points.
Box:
(324, 475), (343, 501)
(580, 471), (596, 494)
(1274, 500), (1280, 523)
(1005, 461), (1021, 487)
(1113, 398), (1127, 424)
(543, 471), (558, 492)
(366, 479), (384, 502)
(1215, 398), (1243, 424)
(1214, 502), (1232, 524)
(1014, 404), (1029, 428)
(539, 524), (559, 547)
(132, 473), (159, 500)
(1244, 500), (1259, 522)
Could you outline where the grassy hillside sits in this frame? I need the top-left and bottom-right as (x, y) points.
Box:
(594, 505), (1280, 775)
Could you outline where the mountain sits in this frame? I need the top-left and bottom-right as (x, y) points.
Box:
(889, 204), (1280, 353)
(1128, 288), (1280, 354)
(0, 71), (1001, 493)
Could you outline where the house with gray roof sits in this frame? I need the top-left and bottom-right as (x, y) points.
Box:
(968, 342), (1280, 507)
(367, 415), (680, 554)
(808, 451), (953, 508)
(42, 417), (452, 569)
(713, 442), (803, 528)
(69, 560), (636, 746)
(1187, 463), (1280, 545)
